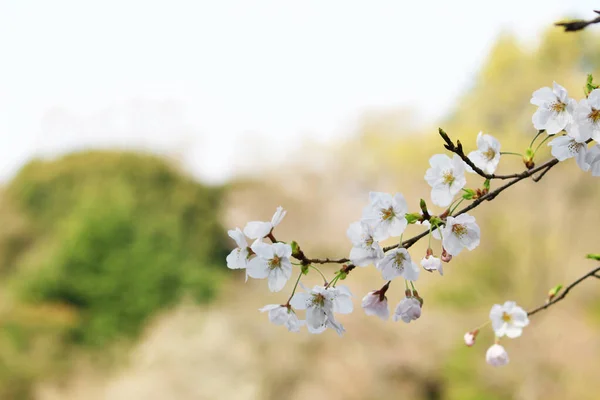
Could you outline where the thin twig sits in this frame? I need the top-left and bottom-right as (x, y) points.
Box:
(555, 10), (600, 32)
(299, 157), (560, 266)
(527, 266), (600, 316)
(438, 128), (524, 180)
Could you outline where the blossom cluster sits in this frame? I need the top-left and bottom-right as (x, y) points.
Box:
(464, 301), (530, 367)
(533, 82), (600, 175)
(224, 78), (599, 367)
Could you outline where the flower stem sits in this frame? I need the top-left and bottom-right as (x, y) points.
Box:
(533, 134), (552, 155)
(286, 271), (303, 305)
(529, 130), (544, 148)
(449, 198), (465, 215)
(309, 265), (328, 284)
(499, 151), (523, 157)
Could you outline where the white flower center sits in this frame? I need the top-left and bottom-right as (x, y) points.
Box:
(550, 100), (566, 113)
(310, 293), (326, 307)
(483, 148), (496, 161)
(442, 171), (455, 186)
(588, 108), (600, 123)
(268, 255), (282, 270)
(567, 140), (583, 156)
(380, 206), (395, 221)
(394, 252), (406, 268)
(451, 223), (467, 238)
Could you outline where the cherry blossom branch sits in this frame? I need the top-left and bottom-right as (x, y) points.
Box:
(381, 157), (560, 255)
(527, 266), (600, 317)
(291, 154), (560, 284)
(438, 129), (527, 180)
(555, 10), (600, 32)
(291, 154), (561, 289)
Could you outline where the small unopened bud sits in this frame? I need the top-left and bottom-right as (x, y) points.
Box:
(464, 329), (479, 347)
(441, 248), (452, 263)
(486, 344), (509, 367)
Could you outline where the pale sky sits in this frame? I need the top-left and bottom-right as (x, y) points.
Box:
(0, 1), (596, 183)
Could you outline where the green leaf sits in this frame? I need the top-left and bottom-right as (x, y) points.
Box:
(586, 253), (600, 261)
(548, 284), (563, 298)
(301, 264), (310, 275)
(405, 213), (422, 224)
(462, 188), (475, 200)
(483, 179), (490, 191)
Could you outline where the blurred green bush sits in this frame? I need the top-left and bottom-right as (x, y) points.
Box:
(0, 151), (228, 397)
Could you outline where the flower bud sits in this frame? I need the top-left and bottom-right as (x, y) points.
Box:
(464, 329), (479, 347)
(485, 344), (509, 367)
(441, 248), (452, 263)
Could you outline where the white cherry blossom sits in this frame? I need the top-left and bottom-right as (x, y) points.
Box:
(573, 88), (600, 142)
(259, 304), (303, 332)
(425, 154), (467, 207)
(467, 132), (501, 174)
(586, 145), (600, 176)
(421, 254), (443, 276)
(361, 290), (390, 320)
(489, 301), (529, 338)
(226, 228), (250, 271)
(243, 206), (287, 239)
(531, 82), (576, 135)
(393, 295), (422, 323)
(290, 285), (353, 336)
(486, 344), (509, 367)
(361, 192), (408, 241)
(347, 221), (384, 267)
(376, 248), (420, 281)
(548, 135), (590, 171)
(439, 213), (480, 256)
(247, 241), (293, 292)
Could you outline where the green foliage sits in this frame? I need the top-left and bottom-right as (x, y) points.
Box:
(4, 151), (228, 346)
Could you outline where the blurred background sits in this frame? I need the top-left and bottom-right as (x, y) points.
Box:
(1, 1), (600, 399)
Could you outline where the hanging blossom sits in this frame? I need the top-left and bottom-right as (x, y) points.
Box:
(347, 221), (384, 267)
(548, 134), (590, 172)
(467, 132), (502, 175)
(226, 228), (250, 273)
(438, 213), (480, 256)
(531, 82), (576, 135)
(421, 248), (443, 275)
(376, 248), (420, 282)
(243, 206), (287, 239)
(489, 301), (529, 338)
(361, 289), (390, 320)
(290, 285), (353, 336)
(393, 291), (422, 323)
(486, 344), (509, 367)
(361, 192), (409, 241)
(425, 154), (467, 207)
(573, 88), (600, 142)
(247, 241), (293, 292)
(259, 304), (303, 332)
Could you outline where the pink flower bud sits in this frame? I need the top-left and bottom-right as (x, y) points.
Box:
(441, 247), (452, 263)
(464, 329), (479, 347)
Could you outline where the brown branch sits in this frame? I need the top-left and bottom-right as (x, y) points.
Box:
(297, 156), (560, 273)
(308, 257), (350, 264)
(438, 128), (524, 180)
(527, 266), (600, 317)
(555, 11), (600, 32)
